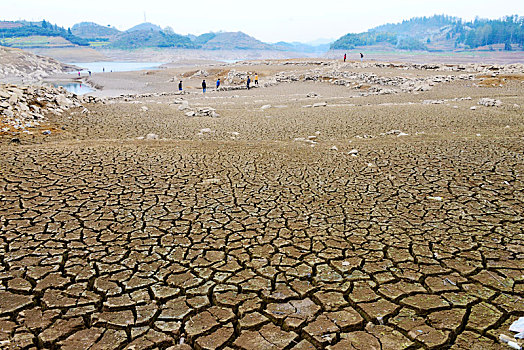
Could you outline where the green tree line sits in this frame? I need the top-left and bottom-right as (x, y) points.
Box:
(331, 15), (523, 50)
(0, 20), (89, 46)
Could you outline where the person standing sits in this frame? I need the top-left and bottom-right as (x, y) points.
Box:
(254, 73), (259, 86)
(216, 78), (221, 90)
(246, 76), (251, 90)
(88, 71), (92, 77)
(360, 53), (364, 62)
(202, 79), (207, 94)
(344, 53), (346, 62)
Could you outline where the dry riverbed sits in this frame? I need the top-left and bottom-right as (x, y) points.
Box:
(1, 59), (523, 349)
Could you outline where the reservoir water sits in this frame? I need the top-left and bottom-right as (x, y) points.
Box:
(56, 61), (165, 94)
(68, 61), (165, 73)
(53, 82), (94, 95)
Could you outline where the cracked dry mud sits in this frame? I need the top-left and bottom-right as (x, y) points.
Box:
(1, 60), (524, 349)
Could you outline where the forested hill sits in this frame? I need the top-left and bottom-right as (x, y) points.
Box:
(371, 15), (458, 34)
(71, 22), (121, 39)
(0, 20), (89, 47)
(332, 15), (524, 51)
(0, 20), (323, 51)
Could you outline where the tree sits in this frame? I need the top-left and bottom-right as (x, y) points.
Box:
(67, 27), (72, 35)
(41, 20), (48, 28)
(505, 41), (512, 50)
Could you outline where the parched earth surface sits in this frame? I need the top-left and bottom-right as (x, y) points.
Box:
(1, 60), (524, 349)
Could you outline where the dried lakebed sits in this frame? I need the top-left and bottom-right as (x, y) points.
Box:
(1, 60), (523, 350)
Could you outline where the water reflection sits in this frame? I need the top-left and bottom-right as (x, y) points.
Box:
(53, 82), (94, 95)
(68, 61), (165, 73)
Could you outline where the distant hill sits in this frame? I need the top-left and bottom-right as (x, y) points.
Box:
(126, 22), (162, 32)
(371, 15), (457, 36)
(0, 21), (23, 29)
(332, 15), (524, 51)
(305, 38), (335, 46)
(192, 33), (218, 46)
(272, 41), (330, 53)
(4, 15), (521, 53)
(109, 30), (194, 49)
(71, 22), (120, 39)
(195, 31), (273, 50)
(0, 20), (89, 48)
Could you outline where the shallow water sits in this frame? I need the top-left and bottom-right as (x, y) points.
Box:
(221, 59), (240, 64)
(53, 82), (94, 95)
(67, 61), (165, 73)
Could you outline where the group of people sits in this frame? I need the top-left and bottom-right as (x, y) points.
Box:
(177, 73), (259, 94)
(343, 53), (364, 62)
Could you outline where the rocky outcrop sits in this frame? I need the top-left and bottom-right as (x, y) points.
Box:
(273, 68), (477, 95)
(0, 84), (83, 135)
(172, 99), (220, 118)
(478, 98), (502, 107)
(0, 46), (77, 83)
(236, 60), (523, 96)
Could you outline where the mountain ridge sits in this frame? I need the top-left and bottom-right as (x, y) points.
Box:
(332, 14), (523, 51)
(2, 15), (522, 53)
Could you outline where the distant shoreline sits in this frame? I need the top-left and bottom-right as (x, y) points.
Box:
(25, 46), (524, 65)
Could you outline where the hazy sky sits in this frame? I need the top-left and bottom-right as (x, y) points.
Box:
(2, 0), (523, 42)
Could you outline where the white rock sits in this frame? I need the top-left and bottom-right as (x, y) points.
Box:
(146, 133), (158, 140)
(478, 98), (502, 107)
(55, 95), (74, 108)
(201, 178), (221, 185)
(510, 317), (524, 333)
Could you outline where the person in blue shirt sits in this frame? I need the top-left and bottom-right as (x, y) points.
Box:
(202, 80), (207, 93)
(246, 76), (251, 90)
(216, 78), (221, 90)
